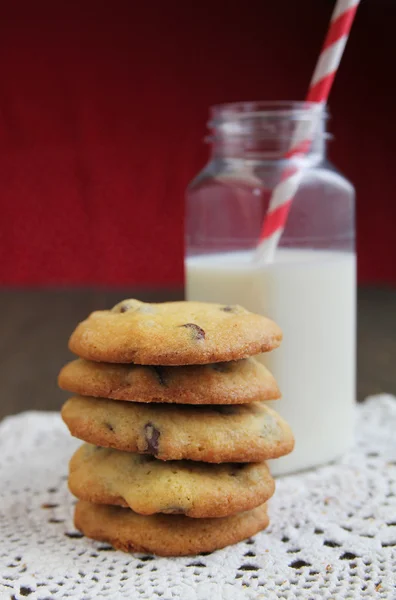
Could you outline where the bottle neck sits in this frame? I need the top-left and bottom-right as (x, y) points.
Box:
(208, 101), (328, 165)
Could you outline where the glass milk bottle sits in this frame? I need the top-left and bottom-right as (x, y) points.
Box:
(185, 101), (356, 475)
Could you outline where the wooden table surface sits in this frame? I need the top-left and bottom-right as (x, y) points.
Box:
(0, 287), (395, 420)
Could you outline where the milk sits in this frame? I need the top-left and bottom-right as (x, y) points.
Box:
(186, 249), (356, 475)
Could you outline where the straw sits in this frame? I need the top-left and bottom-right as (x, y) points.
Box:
(254, 0), (360, 263)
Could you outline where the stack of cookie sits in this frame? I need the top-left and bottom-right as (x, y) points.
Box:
(59, 299), (294, 556)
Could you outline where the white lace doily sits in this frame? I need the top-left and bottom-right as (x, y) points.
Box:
(0, 396), (395, 600)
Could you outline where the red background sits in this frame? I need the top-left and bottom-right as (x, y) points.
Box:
(0, 0), (394, 287)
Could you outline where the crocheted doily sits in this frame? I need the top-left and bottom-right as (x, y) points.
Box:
(0, 396), (395, 600)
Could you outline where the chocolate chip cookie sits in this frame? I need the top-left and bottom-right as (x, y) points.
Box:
(58, 357), (280, 405)
(74, 500), (269, 556)
(68, 299), (282, 365)
(68, 444), (275, 518)
(62, 396), (294, 462)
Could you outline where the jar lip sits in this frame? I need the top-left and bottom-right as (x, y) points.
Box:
(210, 101), (328, 122)
(204, 132), (333, 144)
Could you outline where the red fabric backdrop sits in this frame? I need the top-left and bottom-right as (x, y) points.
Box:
(0, 0), (394, 286)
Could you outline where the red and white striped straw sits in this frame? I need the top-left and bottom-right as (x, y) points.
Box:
(255, 0), (360, 262)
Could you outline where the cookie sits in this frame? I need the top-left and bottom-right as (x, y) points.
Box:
(74, 500), (269, 556)
(69, 444), (275, 518)
(58, 357), (280, 405)
(62, 396), (294, 462)
(68, 299), (282, 365)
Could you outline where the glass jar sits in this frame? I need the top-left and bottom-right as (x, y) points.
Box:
(185, 101), (356, 475)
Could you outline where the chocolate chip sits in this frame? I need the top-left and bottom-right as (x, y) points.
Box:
(112, 299), (141, 313)
(144, 422), (160, 455)
(41, 503), (59, 509)
(179, 323), (205, 340)
(105, 422), (114, 432)
(152, 366), (166, 386)
(220, 305), (235, 312)
(20, 587), (33, 596)
(114, 299), (155, 314)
